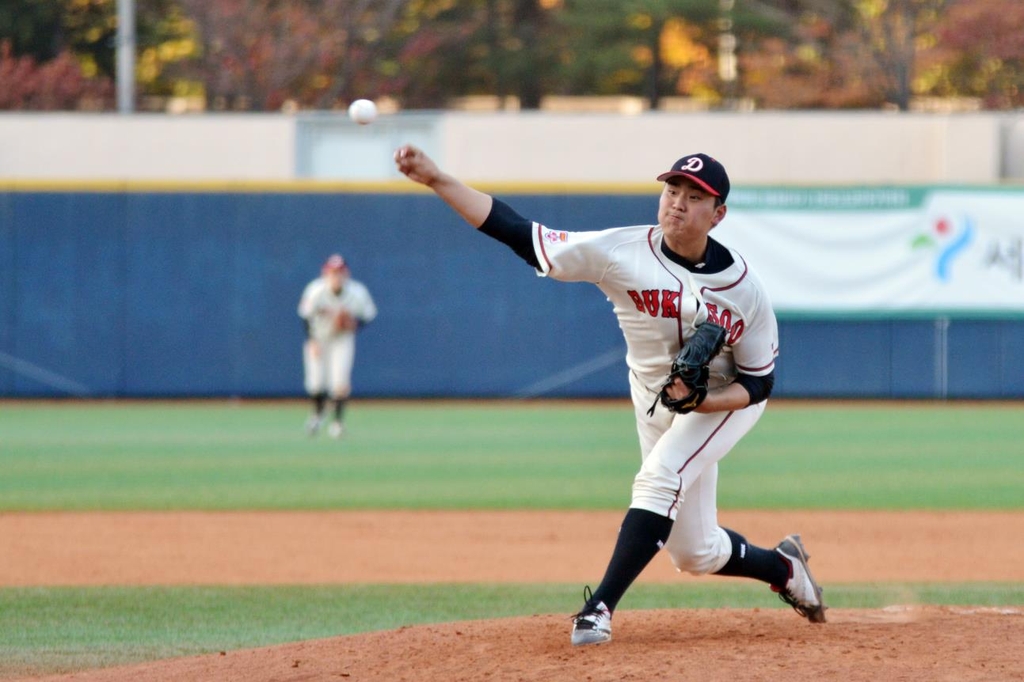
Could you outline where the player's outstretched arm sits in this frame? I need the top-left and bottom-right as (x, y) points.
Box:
(394, 144), (493, 228)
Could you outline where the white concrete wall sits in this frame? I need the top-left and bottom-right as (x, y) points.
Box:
(0, 110), (1018, 184)
(439, 111), (1006, 184)
(0, 113), (295, 181)
(1005, 116), (1024, 179)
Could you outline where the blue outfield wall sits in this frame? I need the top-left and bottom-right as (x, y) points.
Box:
(1, 188), (1022, 399)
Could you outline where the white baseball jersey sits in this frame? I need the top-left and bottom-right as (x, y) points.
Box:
(529, 223), (778, 393)
(298, 277), (377, 342)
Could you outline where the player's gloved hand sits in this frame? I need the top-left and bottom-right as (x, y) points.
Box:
(334, 311), (358, 332)
(649, 322), (728, 416)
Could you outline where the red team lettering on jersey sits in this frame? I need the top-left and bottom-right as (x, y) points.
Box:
(627, 289), (681, 319)
(628, 289), (745, 345)
(705, 303), (745, 345)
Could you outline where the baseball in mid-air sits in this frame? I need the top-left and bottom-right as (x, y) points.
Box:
(348, 99), (378, 125)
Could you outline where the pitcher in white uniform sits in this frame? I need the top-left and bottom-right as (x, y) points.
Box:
(298, 254), (377, 438)
(394, 145), (826, 646)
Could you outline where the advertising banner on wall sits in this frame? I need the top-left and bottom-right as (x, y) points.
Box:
(714, 187), (1024, 314)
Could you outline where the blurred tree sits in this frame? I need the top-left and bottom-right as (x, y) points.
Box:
(1, 0), (184, 78)
(379, 0), (495, 109)
(0, 40), (114, 110)
(850, 0), (948, 110)
(164, 0), (407, 111)
(3, 0), (1020, 111)
(0, 0), (191, 109)
(737, 1), (878, 108)
(61, 0), (118, 79)
(379, 0), (562, 110)
(497, 0), (558, 109)
(0, 0), (65, 62)
(555, 0), (721, 107)
(553, 0), (800, 108)
(926, 0), (1024, 109)
(737, 0), (956, 110)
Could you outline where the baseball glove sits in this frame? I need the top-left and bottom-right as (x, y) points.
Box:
(650, 322), (728, 416)
(334, 310), (358, 332)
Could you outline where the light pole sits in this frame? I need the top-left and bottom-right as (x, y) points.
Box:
(116, 0), (136, 113)
(718, 0), (737, 104)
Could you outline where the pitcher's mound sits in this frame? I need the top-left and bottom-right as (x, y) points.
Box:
(20, 606), (1024, 682)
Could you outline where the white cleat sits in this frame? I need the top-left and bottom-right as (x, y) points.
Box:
(305, 414), (323, 436)
(773, 534), (827, 623)
(328, 421), (344, 439)
(571, 588), (612, 646)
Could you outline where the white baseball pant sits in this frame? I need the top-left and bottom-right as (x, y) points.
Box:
(303, 335), (356, 399)
(628, 370), (766, 575)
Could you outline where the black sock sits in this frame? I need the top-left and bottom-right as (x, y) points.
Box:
(591, 508), (673, 613)
(334, 399), (346, 421)
(714, 528), (789, 587)
(314, 393), (327, 415)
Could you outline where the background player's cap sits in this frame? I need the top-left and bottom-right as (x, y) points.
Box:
(323, 254), (348, 271)
(657, 153), (730, 202)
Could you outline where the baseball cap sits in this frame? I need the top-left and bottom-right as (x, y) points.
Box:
(322, 254), (348, 271)
(656, 153), (730, 202)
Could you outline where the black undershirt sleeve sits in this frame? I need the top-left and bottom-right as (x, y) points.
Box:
(477, 198), (540, 269)
(733, 370), (775, 405)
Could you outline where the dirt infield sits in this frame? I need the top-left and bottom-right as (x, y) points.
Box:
(4, 510), (1024, 681)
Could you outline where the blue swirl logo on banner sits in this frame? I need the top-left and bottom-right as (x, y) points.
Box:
(911, 216), (974, 282)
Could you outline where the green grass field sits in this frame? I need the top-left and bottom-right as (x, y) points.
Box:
(1, 399), (1022, 677)
(3, 399), (1022, 510)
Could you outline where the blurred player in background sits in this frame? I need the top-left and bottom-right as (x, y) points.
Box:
(298, 254), (378, 438)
